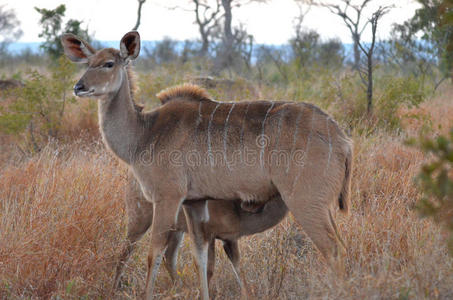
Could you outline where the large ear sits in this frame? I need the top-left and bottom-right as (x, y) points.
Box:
(60, 33), (95, 63)
(120, 31), (140, 62)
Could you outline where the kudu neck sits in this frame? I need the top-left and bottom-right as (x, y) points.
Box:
(98, 67), (142, 164)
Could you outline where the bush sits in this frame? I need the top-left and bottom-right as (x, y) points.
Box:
(409, 128), (453, 255)
(0, 57), (76, 151)
(316, 72), (426, 132)
(374, 75), (426, 130)
(35, 4), (90, 60)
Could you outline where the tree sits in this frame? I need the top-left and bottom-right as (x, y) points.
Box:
(290, 29), (320, 70)
(381, 21), (440, 91)
(408, 128), (453, 255)
(0, 57), (76, 152)
(132, 0), (146, 30)
(306, 0), (391, 114)
(221, 0), (234, 60)
(410, 0), (453, 81)
(0, 5), (23, 53)
(308, 0), (373, 70)
(256, 45), (291, 83)
(175, 0), (266, 73)
(381, 0), (452, 91)
(35, 4), (90, 60)
(357, 6), (391, 115)
(150, 37), (179, 64)
(318, 38), (345, 68)
(290, 1), (317, 71)
(169, 1), (221, 56)
(193, 0), (221, 55)
(439, 0), (453, 80)
(212, 0), (268, 74)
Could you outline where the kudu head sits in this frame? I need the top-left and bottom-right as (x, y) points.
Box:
(60, 31), (141, 98)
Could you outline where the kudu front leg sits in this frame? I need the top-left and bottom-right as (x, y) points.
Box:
(183, 200), (210, 300)
(114, 222), (152, 291)
(145, 196), (184, 300)
(113, 174), (154, 291)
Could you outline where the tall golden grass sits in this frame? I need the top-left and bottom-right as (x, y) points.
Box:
(1, 86), (453, 299)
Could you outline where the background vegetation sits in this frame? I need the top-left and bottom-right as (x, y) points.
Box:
(0, 0), (453, 299)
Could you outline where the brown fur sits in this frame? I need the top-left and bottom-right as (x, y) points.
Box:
(113, 174), (287, 295)
(126, 66), (138, 100)
(189, 76), (262, 100)
(156, 83), (212, 104)
(62, 31), (352, 300)
(0, 79), (23, 91)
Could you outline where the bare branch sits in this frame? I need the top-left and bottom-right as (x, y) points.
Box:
(132, 0), (146, 31)
(192, 0), (222, 55)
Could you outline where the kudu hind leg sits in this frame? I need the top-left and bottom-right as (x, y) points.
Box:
(276, 158), (345, 269)
(328, 208), (346, 275)
(183, 200), (210, 300)
(286, 200), (341, 266)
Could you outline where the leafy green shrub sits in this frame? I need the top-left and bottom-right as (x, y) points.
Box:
(316, 72), (426, 132)
(408, 128), (453, 255)
(374, 75), (426, 130)
(0, 57), (76, 151)
(35, 4), (90, 60)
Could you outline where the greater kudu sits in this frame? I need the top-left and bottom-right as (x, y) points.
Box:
(61, 31), (352, 300)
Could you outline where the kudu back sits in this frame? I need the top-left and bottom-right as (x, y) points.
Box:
(61, 31), (352, 300)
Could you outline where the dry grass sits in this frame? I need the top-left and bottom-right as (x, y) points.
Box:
(1, 86), (453, 299)
(399, 85), (453, 136)
(0, 141), (126, 299)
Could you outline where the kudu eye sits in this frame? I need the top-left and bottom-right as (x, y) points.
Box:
(103, 62), (114, 68)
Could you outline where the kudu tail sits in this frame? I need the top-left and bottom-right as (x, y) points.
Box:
(338, 142), (352, 214)
(238, 195), (288, 236)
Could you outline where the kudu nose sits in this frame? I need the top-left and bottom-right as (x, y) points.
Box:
(74, 82), (85, 94)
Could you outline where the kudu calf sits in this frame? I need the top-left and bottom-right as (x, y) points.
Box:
(114, 175), (287, 298)
(61, 31), (352, 300)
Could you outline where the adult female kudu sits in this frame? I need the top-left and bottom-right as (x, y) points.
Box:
(114, 175), (288, 298)
(61, 31), (352, 300)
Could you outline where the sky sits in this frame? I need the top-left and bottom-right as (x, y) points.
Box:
(1, 0), (420, 45)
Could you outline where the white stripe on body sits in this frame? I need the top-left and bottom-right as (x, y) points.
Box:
(207, 103), (220, 168)
(286, 109), (303, 174)
(260, 102), (275, 169)
(223, 103), (236, 171)
(325, 116), (332, 175)
(290, 109), (316, 197)
(239, 103), (250, 163)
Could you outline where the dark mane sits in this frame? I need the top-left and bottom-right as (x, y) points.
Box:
(156, 84), (212, 104)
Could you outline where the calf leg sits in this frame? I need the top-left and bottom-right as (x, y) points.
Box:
(183, 200), (210, 300)
(163, 231), (184, 281)
(207, 239), (216, 285)
(223, 240), (250, 300)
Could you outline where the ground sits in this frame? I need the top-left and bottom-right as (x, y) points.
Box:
(0, 83), (452, 299)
